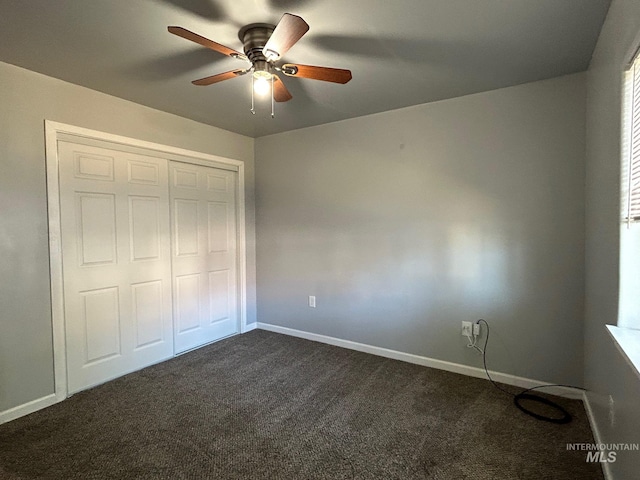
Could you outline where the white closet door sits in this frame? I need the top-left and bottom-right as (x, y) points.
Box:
(59, 142), (173, 394)
(170, 161), (238, 353)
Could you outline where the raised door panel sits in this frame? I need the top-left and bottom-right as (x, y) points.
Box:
(175, 273), (202, 334)
(209, 270), (230, 323)
(207, 173), (228, 192)
(129, 196), (161, 262)
(74, 152), (115, 181)
(208, 202), (229, 253)
(173, 168), (198, 189)
(174, 199), (199, 257)
(128, 161), (159, 186)
(81, 287), (121, 364)
(132, 281), (165, 349)
(77, 193), (117, 266)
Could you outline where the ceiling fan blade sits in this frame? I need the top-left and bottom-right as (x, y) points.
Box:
(281, 63), (352, 84)
(192, 69), (247, 86)
(168, 26), (247, 61)
(263, 13), (309, 61)
(273, 75), (293, 102)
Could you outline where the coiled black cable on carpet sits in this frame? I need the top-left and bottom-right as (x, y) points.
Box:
(476, 319), (584, 424)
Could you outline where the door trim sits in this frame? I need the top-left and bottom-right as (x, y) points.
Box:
(45, 120), (249, 402)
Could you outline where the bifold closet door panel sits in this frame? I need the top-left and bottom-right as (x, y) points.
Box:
(58, 141), (173, 394)
(170, 161), (238, 353)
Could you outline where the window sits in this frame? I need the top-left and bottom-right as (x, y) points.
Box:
(618, 47), (640, 331)
(610, 45), (640, 377)
(622, 49), (640, 225)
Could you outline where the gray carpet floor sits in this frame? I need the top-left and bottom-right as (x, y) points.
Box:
(0, 330), (603, 479)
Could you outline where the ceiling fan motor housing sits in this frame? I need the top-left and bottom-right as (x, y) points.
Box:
(239, 24), (276, 68)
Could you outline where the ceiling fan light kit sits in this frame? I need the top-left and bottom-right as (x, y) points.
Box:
(168, 13), (352, 118)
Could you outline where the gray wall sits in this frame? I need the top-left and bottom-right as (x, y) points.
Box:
(585, 0), (640, 477)
(0, 61), (256, 413)
(255, 73), (586, 385)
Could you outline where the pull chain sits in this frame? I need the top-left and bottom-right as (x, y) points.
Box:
(250, 76), (256, 115)
(271, 75), (275, 118)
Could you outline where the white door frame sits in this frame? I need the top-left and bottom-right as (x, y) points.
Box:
(45, 120), (249, 402)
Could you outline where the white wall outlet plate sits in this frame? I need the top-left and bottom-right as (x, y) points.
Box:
(309, 295), (316, 308)
(461, 321), (472, 336)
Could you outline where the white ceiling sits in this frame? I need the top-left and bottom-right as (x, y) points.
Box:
(0, 0), (610, 138)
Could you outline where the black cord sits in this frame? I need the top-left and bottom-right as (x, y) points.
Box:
(476, 319), (585, 424)
(477, 319), (515, 396)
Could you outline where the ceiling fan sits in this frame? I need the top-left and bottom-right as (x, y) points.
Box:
(168, 13), (352, 116)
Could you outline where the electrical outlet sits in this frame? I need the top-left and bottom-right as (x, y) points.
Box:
(461, 321), (472, 337)
(309, 295), (316, 308)
(473, 322), (481, 336)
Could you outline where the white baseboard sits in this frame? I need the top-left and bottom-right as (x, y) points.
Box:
(582, 392), (613, 480)
(256, 322), (584, 399)
(2, 323), (582, 426)
(242, 322), (258, 333)
(0, 393), (58, 425)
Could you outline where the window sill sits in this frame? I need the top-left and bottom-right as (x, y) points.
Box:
(606, 325), (640, 380)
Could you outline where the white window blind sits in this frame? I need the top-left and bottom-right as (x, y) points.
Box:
(623, 51), (640, 223)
